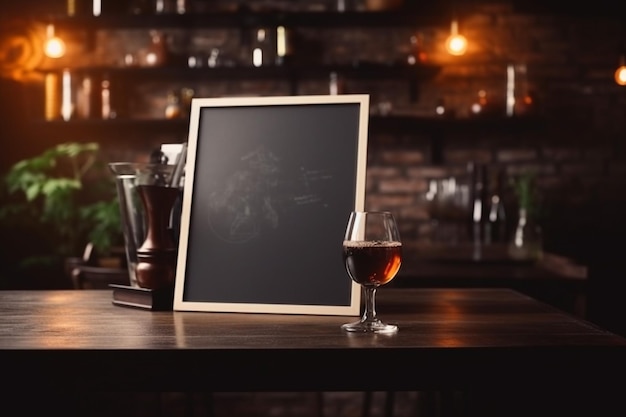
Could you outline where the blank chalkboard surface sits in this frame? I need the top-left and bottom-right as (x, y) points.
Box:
(174, 95), (369, 315)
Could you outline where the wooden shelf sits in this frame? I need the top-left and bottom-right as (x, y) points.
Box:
(27, 115), (545, 165)
(369, 115), (545, 134)
(49, 11), (446, 30)
(37, 63), (441, 81)
(30, 115), (544, 136)
(23, 7), (542, 159)
(27, 118), (190, 139)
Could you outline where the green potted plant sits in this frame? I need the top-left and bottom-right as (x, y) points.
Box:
(0, 142), (123, 287)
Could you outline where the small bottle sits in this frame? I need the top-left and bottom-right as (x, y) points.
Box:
(176, 0), (187, 14)
(164, 90), (181, 119)
(67, 0), (76, 15)
(485, 169), (507, 244)
(407, 33), (427, 65)
(329, 72), (346, 95)
(92, 0), (101, 16)
(435, 98), (446, 117)
(144, 31), (168, 66)
(470, 90), (488, 117)
(154, 0), (166, 13)
(44, 73), (61, 121)
(93, 0), (125, 15)
(509, 207), (543, 260)
(60, 69), (74, 121)
(470, 164), (488, 245)
(252, 29), (264, 67)
(76, 75), (94, 119)
(513, 64), (533, 116)
(251, 28), (275, 67)
(101, 77), (114, 119)
(207, 48), (219, 68)
(329, 72), (339, 95)
(275, 26), (293, 66)
(180, 87), (195, 117)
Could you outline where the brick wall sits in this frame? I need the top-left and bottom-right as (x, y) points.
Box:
(358, 2), (626, 265)
(2, 1), (626, 286)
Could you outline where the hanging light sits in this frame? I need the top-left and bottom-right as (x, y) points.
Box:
(614, 54), (626, 86)
(44, 24), (66, 58)
(445, 20), (468, 56)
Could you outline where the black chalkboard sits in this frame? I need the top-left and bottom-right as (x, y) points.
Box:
(174, 95), (369, 315)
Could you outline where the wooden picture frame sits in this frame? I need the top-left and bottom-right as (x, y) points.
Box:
(174, 95), (369, 315)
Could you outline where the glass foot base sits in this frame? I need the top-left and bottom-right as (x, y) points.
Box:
(341, 319), (398, 334)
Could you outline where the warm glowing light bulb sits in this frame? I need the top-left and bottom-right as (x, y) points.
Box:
(44, 24), (66, 58)
(276, 26), (286, 58)
(615, 65), (626, 86)
(445, 20), (468, 56)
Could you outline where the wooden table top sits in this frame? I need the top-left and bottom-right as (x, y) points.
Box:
(1, 288), (625, 393)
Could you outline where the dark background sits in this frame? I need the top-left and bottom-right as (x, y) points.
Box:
(1, 0), (626, 335)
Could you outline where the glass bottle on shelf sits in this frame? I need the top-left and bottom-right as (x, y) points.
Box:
(435, 98), (447, 117)
(275, 26), (293, 66)
(251, 28), (275, 67)
(508, 207), (542, 260)
(76, 74), (101, 119)
(92, 0), (125, 15)
(101, 75), (117, 119)
(329, 72), (346, 95)
(470, 90), (488, 117)
(154, 0), (170, 14)
(180, 88), (195, 118)
(101, 78), (110, 119)
(164, 90), (181, 119)
(470, 163), (488, 245)
(513, 64), (534, 116)
(207, 48), (220, 67)
(92, 0), (101, 16)
(67, 0), (90, 16)
(67, 0), (76, 15)
(484, 168), (507, 244)
(175, 0), (187, 14)
(60, 69), (74, 121)
(44, 73), (61, 121)
(144, 31), (168, 66)
(508, 173), (543, 260)
(407, 33), (427, 65)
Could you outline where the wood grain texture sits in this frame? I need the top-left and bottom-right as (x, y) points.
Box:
(1, 288), (625, 394)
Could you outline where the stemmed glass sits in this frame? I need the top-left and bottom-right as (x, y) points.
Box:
(341, 211), (403, 334)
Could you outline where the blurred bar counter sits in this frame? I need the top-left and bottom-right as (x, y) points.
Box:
(394, 242), (588, 317)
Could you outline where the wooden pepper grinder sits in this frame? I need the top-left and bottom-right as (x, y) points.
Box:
(135, 184), (180, 290)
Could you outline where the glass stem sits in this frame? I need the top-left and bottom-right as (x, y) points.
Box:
(361, 287), (378, 323)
